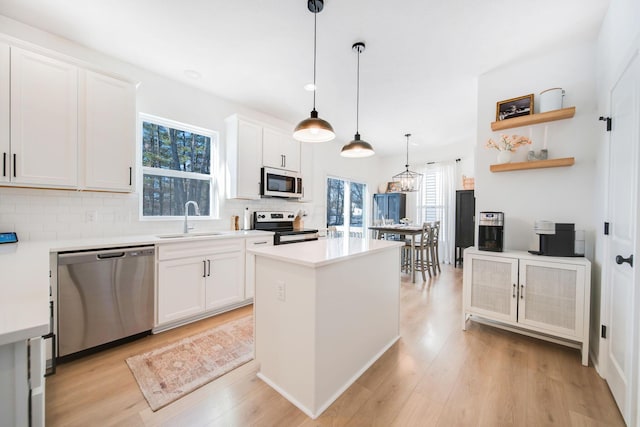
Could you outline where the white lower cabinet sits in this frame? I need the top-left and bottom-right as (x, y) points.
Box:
(205, 251), (244, 311)
(156, 239), (245, 327)
(157, 256), (207, 324)
(0, 337), (45, 427)
(463, 248), (591, 366)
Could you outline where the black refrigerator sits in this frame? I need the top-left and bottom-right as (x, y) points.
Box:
(373, 193), (406, 224)
(455, 190), (475, 266)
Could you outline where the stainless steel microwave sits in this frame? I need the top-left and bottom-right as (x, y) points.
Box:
(261, 167), (303, 199)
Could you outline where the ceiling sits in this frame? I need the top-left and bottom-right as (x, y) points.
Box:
(0, 0), (610, 157)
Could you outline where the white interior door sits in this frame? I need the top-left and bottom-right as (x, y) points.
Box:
(604, 50), (639, 426)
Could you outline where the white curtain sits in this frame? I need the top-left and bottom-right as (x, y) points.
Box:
(416, 161), (457, 264)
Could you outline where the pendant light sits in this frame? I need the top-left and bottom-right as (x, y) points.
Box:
(340, 42), (375, 158)
(392, 133), (423, 192)
(293, 0), (335, 143)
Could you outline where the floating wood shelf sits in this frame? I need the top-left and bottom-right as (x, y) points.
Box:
(491, 107), (576, 131)
(490, 157), (575, 172)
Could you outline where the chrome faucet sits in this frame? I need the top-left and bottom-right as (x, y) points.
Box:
(184, 201), (200, 233)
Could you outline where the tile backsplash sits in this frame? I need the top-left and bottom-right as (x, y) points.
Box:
(0, 187), (317, 241)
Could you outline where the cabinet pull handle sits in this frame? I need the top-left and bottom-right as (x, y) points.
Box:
(203, 260), (207, 278)
(129, 167), (132, 186)
(2, 153), (5, 177)
(13, 154), (16, 178)
(283, 155), (286, 168)
(253, 241), (268, 245)
(520, 284), (524, 299)
(512, 283), (516, 298)
(207, 259), (211, 277)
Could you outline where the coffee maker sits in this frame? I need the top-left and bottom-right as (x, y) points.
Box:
(478, 212), (504, 252)
(528, 221), (584, 256)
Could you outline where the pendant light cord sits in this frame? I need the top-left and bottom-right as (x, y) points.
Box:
(405, 134), (410, 169)
(356, 47), (360, 134)
(312, 9), (317, 110)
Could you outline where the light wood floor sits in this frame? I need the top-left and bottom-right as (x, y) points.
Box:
(46, 265), (625, 426)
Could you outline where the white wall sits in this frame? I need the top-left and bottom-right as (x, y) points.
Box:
(0, 15), (383, 240)
(475, 41), (599, 255)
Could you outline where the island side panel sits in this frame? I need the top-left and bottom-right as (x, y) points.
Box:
(314, 247), (401, 413)
(254, 256), (317, 414)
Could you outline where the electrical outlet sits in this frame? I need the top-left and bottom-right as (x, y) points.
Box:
(86, 210), (98, 223)
(276, 281), (286, 302)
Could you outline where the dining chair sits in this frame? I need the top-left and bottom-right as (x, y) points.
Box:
(431, 220), (441, 274)
(403, 223), (434, 281)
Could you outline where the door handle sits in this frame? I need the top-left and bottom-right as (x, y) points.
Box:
(616, 254), (633, 267)
(203, 260), (207, 277)
(207, 259), (211, 277)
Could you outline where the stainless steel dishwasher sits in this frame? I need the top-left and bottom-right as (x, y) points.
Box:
(57, 246), (155, 358)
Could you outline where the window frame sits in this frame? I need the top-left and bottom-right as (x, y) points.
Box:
(138, 113), (219, 221)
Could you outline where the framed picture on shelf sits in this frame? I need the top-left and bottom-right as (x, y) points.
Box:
(496, 94), (534, 121)
(386, 182), (401, 193)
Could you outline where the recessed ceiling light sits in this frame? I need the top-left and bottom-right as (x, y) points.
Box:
(184, 69), (202, 80)
(304, 83), (316, 91)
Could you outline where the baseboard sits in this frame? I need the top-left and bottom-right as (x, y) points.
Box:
(152, 299), (253, 334)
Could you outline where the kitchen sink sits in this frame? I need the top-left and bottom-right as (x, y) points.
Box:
(156, 231), (225, 239)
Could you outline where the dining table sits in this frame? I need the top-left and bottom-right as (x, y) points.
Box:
(368, 224), (424, 283)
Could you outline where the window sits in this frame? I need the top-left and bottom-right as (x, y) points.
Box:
(327, 177), (367, 236)
(417, 167), (442, 223)
(140, 114), (218, 218)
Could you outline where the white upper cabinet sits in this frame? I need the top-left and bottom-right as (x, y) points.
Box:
(262, 126), (300, 172)
(0, 42), (9, 183)
(226, 114), (263, 199)
(10, 47), (78, 188)
(81, 70), (136, 192)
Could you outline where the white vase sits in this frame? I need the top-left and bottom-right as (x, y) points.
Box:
(497, 150), (512, 164)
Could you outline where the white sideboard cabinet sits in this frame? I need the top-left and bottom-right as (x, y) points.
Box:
(462, 248), (591, 366)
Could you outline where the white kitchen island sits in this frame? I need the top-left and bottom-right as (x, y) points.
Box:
(248, 237), (404, 419)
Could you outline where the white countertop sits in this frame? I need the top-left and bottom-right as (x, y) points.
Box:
(464, 247), (591, 265)
(0, 230), (273, 346)
(248, 237), (404, 268)
(49, 229), (272, 252)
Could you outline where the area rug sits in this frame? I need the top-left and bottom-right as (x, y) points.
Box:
(126, 315), (253, 411)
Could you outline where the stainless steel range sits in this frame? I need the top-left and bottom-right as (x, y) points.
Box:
(253, 211), (319, 245)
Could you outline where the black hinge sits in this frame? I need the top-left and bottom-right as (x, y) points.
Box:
(599, 116), (612, 131)
(604, 222), (609, 235)
(601, 325), (607, 338)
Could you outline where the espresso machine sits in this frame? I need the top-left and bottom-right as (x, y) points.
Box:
(528, 221), (584, 256)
